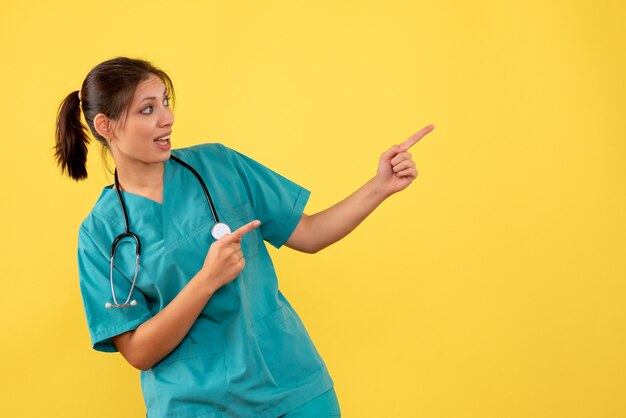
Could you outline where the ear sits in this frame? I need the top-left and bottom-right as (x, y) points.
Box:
(94, 113), (114, 144)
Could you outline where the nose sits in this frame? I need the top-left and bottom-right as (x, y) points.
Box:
(159, 106), (175, 128)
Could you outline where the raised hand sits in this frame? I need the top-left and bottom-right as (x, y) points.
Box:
(374, 124), (435, 196)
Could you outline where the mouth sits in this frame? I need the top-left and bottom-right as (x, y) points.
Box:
(154, 132), (171, 145)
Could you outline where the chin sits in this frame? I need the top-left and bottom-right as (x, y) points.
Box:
(156, 149), (172, 161)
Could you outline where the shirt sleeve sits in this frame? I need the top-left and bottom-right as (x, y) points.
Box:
(78, 226), (152, 353)
(218, 144), (311, 249)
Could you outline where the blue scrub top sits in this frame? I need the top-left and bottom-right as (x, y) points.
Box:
(77, 144), (334, 418)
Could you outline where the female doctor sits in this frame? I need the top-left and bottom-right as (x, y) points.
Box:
(54, 57), (435, 418)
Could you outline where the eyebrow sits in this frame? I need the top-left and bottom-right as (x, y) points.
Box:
(138, 88), (169, 104)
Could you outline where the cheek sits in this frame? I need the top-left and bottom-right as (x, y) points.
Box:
(114, 126), (151, 154)
(124, 119), (154, 144)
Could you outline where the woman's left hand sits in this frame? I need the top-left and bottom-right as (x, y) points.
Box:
(374, 124), (435, 197)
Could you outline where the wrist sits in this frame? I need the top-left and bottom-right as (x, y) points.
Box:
(190, 270), (217, 300)
(367, 177), (392, 201)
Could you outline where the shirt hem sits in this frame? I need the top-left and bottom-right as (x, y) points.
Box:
(91, 314), (152, 352)
(271, 187), (311, 249)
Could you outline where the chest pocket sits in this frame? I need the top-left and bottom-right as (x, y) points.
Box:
(221, 201), (260, 260)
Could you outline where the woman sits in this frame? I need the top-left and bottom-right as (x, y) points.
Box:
(55, 56), (434, 418)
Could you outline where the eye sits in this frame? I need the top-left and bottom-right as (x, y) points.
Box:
(141, 106), (153, 115)
(164, 96), (171, 107)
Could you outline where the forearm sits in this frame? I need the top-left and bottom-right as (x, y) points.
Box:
(300, 177), (389, 253)
(113, 271), (216, 370)
(113, 220), (260, 371)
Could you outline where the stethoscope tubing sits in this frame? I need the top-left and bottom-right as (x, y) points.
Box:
(106, 155), (229, 309)
(169, 155), (222, 224)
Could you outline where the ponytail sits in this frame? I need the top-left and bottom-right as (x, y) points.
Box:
(55, 57), (176, 181)
(55, 90), (90, 181)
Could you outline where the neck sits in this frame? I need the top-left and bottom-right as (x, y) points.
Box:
(115, 160), (165, 204)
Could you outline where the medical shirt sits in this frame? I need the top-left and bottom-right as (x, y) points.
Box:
(77, 144), (334, 418)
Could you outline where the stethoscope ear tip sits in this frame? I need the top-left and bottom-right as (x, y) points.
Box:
(105, 302), (112, 308)
(130, 300), (138, 306)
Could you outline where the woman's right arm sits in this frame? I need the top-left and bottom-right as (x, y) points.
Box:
(112, 220), (260, 371)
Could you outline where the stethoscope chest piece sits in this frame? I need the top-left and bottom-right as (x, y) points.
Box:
(211, 222), (232, 240)
(106, 155), (232, 309)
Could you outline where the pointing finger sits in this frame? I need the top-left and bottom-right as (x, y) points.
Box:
(399, 124), (435, 151)
(220, 220), (261, 243)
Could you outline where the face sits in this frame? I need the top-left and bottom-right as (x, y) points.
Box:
(107, 74), (174, 168)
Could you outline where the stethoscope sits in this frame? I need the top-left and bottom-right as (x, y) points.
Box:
(106, 155), (232, 309)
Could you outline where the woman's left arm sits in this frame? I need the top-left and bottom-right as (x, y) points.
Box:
(285, 124), (435, 254)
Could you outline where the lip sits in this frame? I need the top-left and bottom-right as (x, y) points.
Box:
(154, 131), (172, 152)
(154, 131), (172, 141)
(154, 139), (171, 151)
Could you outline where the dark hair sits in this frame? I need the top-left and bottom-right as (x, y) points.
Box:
(54, 57), (175, 180)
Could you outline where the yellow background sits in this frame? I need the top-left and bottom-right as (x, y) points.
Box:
(1, 1), (625, 417)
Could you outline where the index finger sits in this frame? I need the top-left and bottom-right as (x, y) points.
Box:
(399, 124), (435, 150)
(220, 220), (261, 243)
